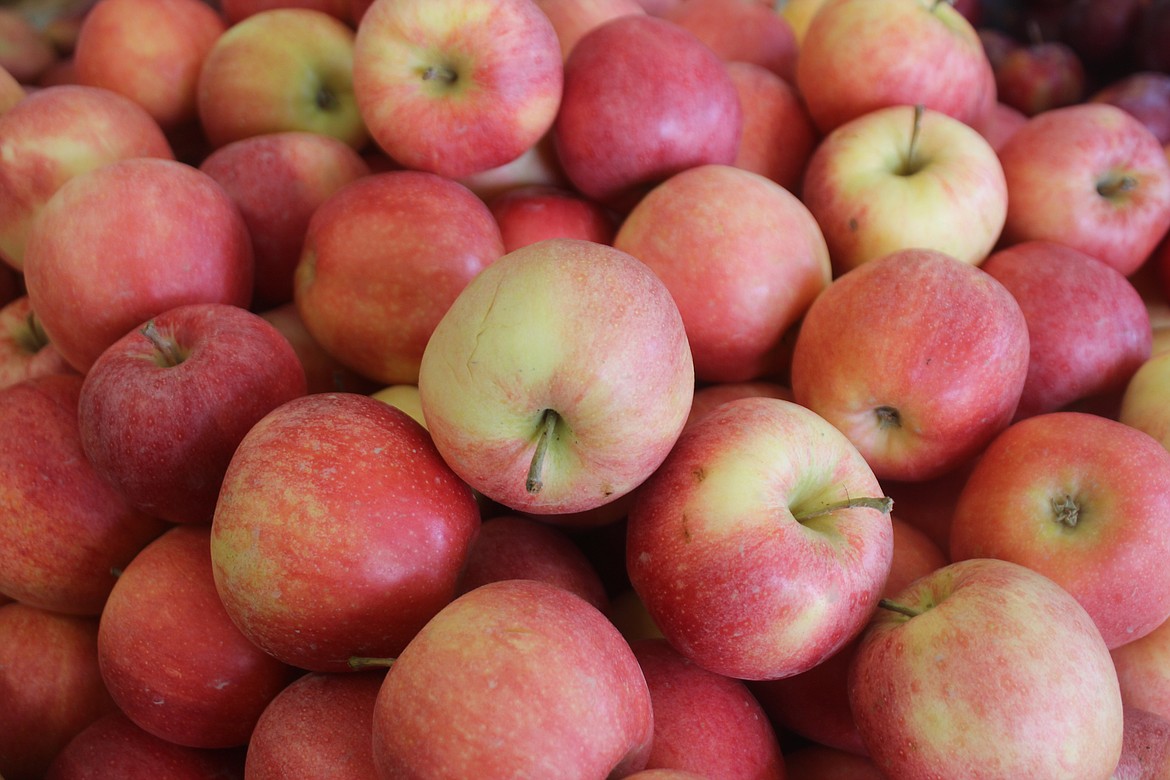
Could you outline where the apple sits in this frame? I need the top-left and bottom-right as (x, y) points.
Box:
(211, 392), (482, 672)
(849, 558), (1123, 778)
(1060, 0), (1142, 71)
(0, 295), (74, 390)
(197, 8), (369, 150)
(800, 104), (1008, 275)
(662, 0), (798, 82)
(0, 603), (116, 780)
(294, 170), (505, 386)
(1121, 348), (1170, 453)
(967, 99), (1028, 152)
(258, 301), (380, 395)
(614, 164), (831, 383)
(997, 102), (1170, 277)
(1112, 614), (1170, 724)
(978, 26), (1022, 71)
(221, 0), (351, 24)
(0, 83), (174, 272)
(417, 237), (695, 515)
(77, 303), (307, 525)
(45, 711), (247, 780)
(352, 0), (563, 178)
(789, 248), (1030, 482)
(455, 133), (569, 203)
(994, 38), (1086, 116)
(981, 240), (1151, 420)
(532, 0), (646, 60)
(781, 745), (884, 779)
(366, 578), (655, 778)
(626, 396), (894, 681)
(72, 0), (226, 129)
(1091, 71), (1170, 147)
(370, 383), (426, 426)
(0, 63), (24, 113)
(0, 8), (57, 84)
(552, 13), (743, 209)
(199, 130), (371, 309)
(488, 184), (618, 253)
(725, 60), (819, 194)
(629, 637), (785, 779)
(684, 379), (794, 431)
(1113, 706), (1170, 780)
(950, 411), (1170, 649)
(0, 374), (168, 616)
(244, 671), (384, 780)
(794, 0), (996, 134)
(22, 157), (254, 373)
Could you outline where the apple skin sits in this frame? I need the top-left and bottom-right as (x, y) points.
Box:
(221, 0), (351, 24)
(488, 184), (618, 253)
(211, 392), (481, 672)
(0, 374), (168, 616)
(295, 170), (504, 386)
(0, 603), (117, 780)
(73, 0), (226, 129)
(353, 0), (563, 179)
(615, 164), (831, 383)
(795, 0), (996, 134)
(45, 711), (247, 780)
(799, 104), (1008, 275)
(532, 0), (646, 60)
(553, 14), (743, 209)
(949, 412), (1170, 650)
(626, 396), (894, 681)
(0, 295), (75, 391)
(781, 745), (884, 779)
(22, 157), (254, 373)
(0, 8), (57, 84)
(849, 558), (1124, 779)
(199, 130), (371, 309)
(997, 103), (1170, 277)
(0, 63), (25, 113)
(662, 0), (798, 82)
(77, 303), (308, 525)
(1112, 706), (1170, 780)
(1112, 614), (1170, 724)
(684, 379), (794, 431)
(789, 248), (1030, 483)
(1121, 348), (1170, 452)
(982, 240), (1152, 419)
(244, 671), (384, 780)
(1091, 72), (1170, 147)
(197, 8), (369, 151)
(968, 99), (1028, 153)
(258, 301), (380, 395)
(0, 84), (174, 272)
(630, 637), (785, 779)
(418, 237), (694, 516)
(369, 578), (655, 779)
(994, 40), (1086, 117)
(725, 61), (819, 194)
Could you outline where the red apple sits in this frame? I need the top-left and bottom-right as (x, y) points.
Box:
(1091, 71), (1170, 147)
(1113, 706), (1170, 780)
(0, 295), (74, 390)
(532, 0), (646, 60)
(220, 0), (351, 24)
(258, 301), (380, 395)
(1136, 0), (1170, 75)
(994, 39), (1086, 116)
(782, 745), (884, 779)
(211, 392), (481, 672)
(22, 157), (254, 373)
(295, 170), (504, 385)
(367, 578), (655, 778)
(967, 99), (1028, 152)
(789, 248), (1030, 482)
(455, 133), (569, 202)
(353, 0), (563, 178)
(1060, 0), (1142, 69)
(684, 379), (794, 431)
(725, 60), (819, 194)
(663, 0), (798, 82)
(488, 184), (617, 252)
(0, 8), (57, 84)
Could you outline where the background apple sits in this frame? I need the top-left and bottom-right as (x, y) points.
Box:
(220, 0), (351, 24)
(532, 0), (646, 61)
(0, 295), (74, 390)
(1090, 71), (1170, 146)
(725, 60), (819, 194)
(662, 0), (798, 82)
(0, 7), (57, 84)
(994, 37), (1086, 116)
(488, 184), (618, 252)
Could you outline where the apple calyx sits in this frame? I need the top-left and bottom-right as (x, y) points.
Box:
(347, 656), (396, 671)
(526, 408), (561, 494)
(1051, 494), (1082, 528)
(315, 82), (340, 113)
(793, 495), (894, 524)
(877, 597), (925, 619)
(1097, 172), (1139, 200)
(17, 310), (50, 355)
(875, 405), (902, 430)
(140, 321), (188, 367)
(897, 104), (927, 177)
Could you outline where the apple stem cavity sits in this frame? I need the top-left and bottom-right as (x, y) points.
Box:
(140, 321), (187, 367)
(421, 64), (458, 86)
(526, 409), (560, 494)
(1097, 174), (1139, 199)
(878, 598), (924, 619)
(1052, 494), (1082, 528)
(875, 405), (902, 430)
(19, 311), (49, 354)
(315, 83), (339, 113)
(347, 656), (396, 671)
(793, 495), (894, 524)
(898, 104), (927, 176)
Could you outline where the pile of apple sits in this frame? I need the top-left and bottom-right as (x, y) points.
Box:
(3, 0), (1170, 777)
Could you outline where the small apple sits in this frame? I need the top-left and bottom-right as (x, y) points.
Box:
(0, 8), (57, 84)
(0, 296), (74, 390)
(1091, 71), (1170, 147)
(994, 38), (1086, 116)
(488, 184), (618, 253)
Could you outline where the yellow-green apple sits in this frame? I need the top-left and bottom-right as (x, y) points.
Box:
(614, 164), (831, 383)
(77, 303), (307, 525)
(97, 525), (300, 749)
(997, 103), (1170, 277)
(849, 558), (1123, 779)
(533, 0), (645, 61)
(794, 0), (996, 134)
(0, 8), (57, 84)
(488, 184), (617, 253)
(294, 170), (504, 385)
(949, 412), (1170, 649)
(0, 604), (116, 780)
(352, 0), (563, 178)
(626, 396), (894, 681)
(244, 671), (383, 780)
(211, 392), (481, 672)
(22, 157), (253, 373)
(0, 296), (74, 390)
(0, 64), (24, 113)
(790, 248), (1030, 482)
(1113, 616), (1170, 725)
(781, 745), (884, 779)
(799, 104), (1008, 275)
(1113, 706), (1170, 780)
(199, 130), (371, 309)
(365, 578), (654, 778)
(981, 240), (1152, 420)
(45, 711), (248, 780)
(1091, 72), (1170, 147)
(417, 237), (694, 515)
(258, 301), (379, 395)
(684, 379), (794, 431)
(630, 638), (784, 779)
(552, 14), (743, 209)
(370, 383), (425, 426)
(779, 0), (828, 45)
(197, 8), (368, 150)
(725, 61), (819, 194)
(1121, 349), (1170, 452)
(221, 0), (351, 24)
(0, 83), (173, 271)
(0, 375), (167, 616)
(455, 514), (610, 612)
(663, 0), (798, 82)
(968, 99), (1027, 152)
(73, 0), (226, 129)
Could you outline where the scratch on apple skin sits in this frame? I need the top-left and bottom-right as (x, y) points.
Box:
(465, 275), (503, 375)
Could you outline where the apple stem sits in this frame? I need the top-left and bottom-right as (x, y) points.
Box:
(348, 656), (396, 671)
(421, 64), (458, 86)
(1051, 494), (1081, 528)
(878, 598), (923, 619)
(140, 321), (185, 367)
(900, 104), (925, 176)
(526, 409), (560, 494)
(931, 0), (955, 12)
(793, 495), (893, 524)
(1097, 174), (1138, 198)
